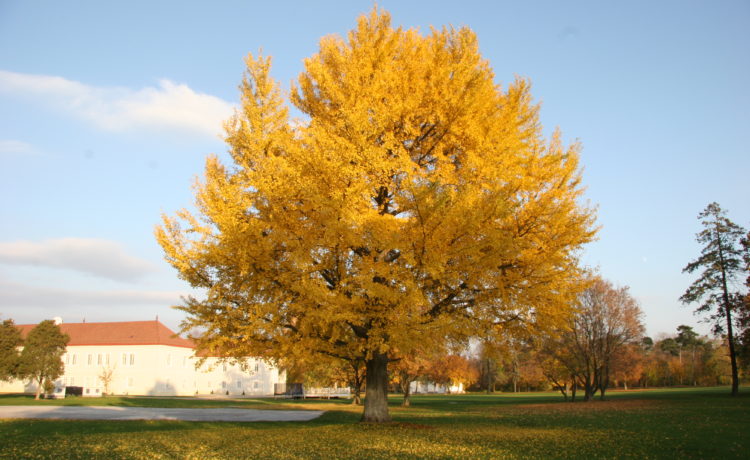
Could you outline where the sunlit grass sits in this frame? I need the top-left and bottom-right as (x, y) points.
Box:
(1, 387), (747, 459)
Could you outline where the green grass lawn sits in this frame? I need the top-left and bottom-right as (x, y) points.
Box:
(1, 387), (747, 459)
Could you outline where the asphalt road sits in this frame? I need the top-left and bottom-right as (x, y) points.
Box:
(0, 406), (324, 422)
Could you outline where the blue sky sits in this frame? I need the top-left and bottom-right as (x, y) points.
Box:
(1, 0), (748, 338)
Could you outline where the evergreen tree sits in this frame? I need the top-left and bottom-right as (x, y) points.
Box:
(18, 320), (69, 400)
(0, 319), (23, 381)
(737, 232), (750, 371)
(680, 202), (748, 396)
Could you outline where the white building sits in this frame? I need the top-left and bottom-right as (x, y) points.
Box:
(0, 319), (284, 397)
(409, 381), (465, 394)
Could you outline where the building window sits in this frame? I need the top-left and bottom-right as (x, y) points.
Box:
(253, 381), (259, 389)
(87, 354), (92, 366)
(223, 364), (227, 372)
(129, 353), (135, 366)
(97, 354), (102, 365)
(237, 380), (242, 389)
(72, 354), (76, 365)
(122, 353), (127, 365)
(254, 362), (259, 372)
(221, 381), (226, 389)
(106, 353), (110, 365)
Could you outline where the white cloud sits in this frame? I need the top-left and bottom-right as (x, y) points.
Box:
(0, 139), (36, 155)
(0, 279), (184, 308)
(0, 278), (189, 328)
(0, 238), (156, 282)
(0, 70), (234, 138)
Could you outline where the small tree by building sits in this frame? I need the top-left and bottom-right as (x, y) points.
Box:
(0, 319), (23, 382)
(18, 320), (69, 399)
(680, 202), (748, 396)
(99, 364), (116, 395)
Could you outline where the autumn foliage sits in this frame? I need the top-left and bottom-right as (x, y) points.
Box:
(157, 8), (595, 421)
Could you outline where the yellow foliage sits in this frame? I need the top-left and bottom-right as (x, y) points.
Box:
(156, 8), (596, 366)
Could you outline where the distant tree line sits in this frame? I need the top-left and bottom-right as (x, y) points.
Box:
(293, 262), (748, 402)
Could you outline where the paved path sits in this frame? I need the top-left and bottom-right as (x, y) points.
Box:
(0, 406), (324, 422)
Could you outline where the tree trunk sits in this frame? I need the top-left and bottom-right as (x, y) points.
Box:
(34, 375), (43, 400)
(401, 380), (411, 407)
(725, 303), (739, 396)
(571, 379), (577, 402)
(716, 223), (740, 397)
(362, 353), (391, 422)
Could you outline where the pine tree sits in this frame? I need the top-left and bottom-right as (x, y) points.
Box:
(680, 202), (747, 396)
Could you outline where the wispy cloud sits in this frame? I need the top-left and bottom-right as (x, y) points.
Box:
(0, 70), (234, 138)
(0, 238), (156, 282)
(557, 26), (580, 42)
(0, 139), (36, 155)
(0, 279), (184, 309)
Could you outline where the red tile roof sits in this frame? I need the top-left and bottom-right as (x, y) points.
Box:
(17, 321), (194, 348)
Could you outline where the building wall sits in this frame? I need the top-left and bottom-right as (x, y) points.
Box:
(0, 344), (283, 397)
(409, 381), (465, 394)
(194, 357), (281, 396)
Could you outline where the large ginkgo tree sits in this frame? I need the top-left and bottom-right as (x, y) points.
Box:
(157, 8), (596, 422)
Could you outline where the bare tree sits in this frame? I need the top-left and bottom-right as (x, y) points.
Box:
(99, 364), (116, 395)
(544, 277), (644, 401)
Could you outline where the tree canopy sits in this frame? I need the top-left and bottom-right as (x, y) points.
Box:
(0, 319), (23, 382)
(539, 276), (644, 401)
(18, 320), (69, 400)
(157, 8), (596, 422)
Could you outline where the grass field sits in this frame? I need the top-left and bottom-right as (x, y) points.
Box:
(1, 387), (747, 459)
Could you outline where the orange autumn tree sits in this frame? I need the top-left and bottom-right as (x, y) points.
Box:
(426, 354), (479, 393)
(390, 348), (438, 407)
(156, 8), (596, 422)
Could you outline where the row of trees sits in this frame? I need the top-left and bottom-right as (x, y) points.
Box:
(0, 319), (69, 399)
(472, 325), (734, 396)
(287, 260), (746, 405)
(288, 349), (479, 406)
